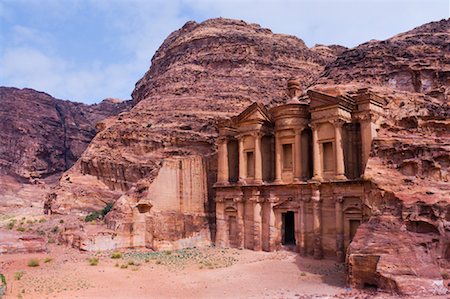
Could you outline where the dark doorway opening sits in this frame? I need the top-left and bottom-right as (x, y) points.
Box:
(282, 211), (296, 245)
(349, 219), (361, 241)
(228, 216), (238, 248)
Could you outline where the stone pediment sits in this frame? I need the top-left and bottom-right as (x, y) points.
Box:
(236, 102), (273, 124)
(308, 90), (355, 111)
(274, 198), (300, 210)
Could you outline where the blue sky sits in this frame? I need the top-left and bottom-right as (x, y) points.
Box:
(0, 0), (448, 104)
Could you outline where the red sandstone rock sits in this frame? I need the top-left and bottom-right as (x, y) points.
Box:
(0, 230), (46, 254)
(51, 18), (333, 212)
(0, 87), (131, 180)
(310, 19), (449, 295)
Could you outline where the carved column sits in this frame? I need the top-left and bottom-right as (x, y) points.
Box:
(311, 124), (322, 181)
(217, 138), (229, 185)
(235, 196), (245, 249)
(294, 127), (303, 182)
(334, 120), (347, 180)
(335, 195), (345, 262)
(252, 193), (263, 251)
(215, 198), (227, 247)
(254, 133), (263, 183)
(311, 185), (323, 259)
(299, 197), (307, 256)
(358, 113), (379, 171)
(238, 136), (246, 184)
(274, 133), (282, 182)
(268, 197), (277, 251)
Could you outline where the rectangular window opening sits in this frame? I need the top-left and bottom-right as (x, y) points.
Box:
(282, 144), (293, 170)
(322, 142), (334, 172)
(246, 151), (255, 177)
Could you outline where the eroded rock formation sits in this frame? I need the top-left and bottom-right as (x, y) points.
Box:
(0, 87), (131, 180)
(46, 17), (449, 295)
(50, 18), (335, 248)
(311, 19), (449, 295)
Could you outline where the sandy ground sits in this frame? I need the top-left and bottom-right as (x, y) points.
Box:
(1, 244), (352, 299)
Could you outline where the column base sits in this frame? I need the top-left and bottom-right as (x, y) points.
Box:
(216, 181), (230, 186)
(253, 179), (263, 184)
(238, 179), (247, 185)
(335, 174), (347, 180)
(273, 178), (282, 184)
(311, 175), (323, 182)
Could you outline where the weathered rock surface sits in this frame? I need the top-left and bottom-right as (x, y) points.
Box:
(347, 192), (449, 295)
(311, 19), (450, 295)
(51, 18), (332, 212)
(317, 19), (449, 98)
(0, 87), (131, 180)
(0, 230), (46, 254)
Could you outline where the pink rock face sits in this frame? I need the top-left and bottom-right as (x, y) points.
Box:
(311, 19), (449, 295)
(0, 87), (131, 180)
(51, 17), (333, 211)
(0, 230), (46, 254)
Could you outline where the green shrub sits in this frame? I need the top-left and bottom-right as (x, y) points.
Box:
(27, 259), (39, 267)
(0, 273), (6, 286)
(6, 220), (16, 230)
(85, 203), (114, 222)
(14, 271), (24, 280)
(110, 252), (122, 259)
(127, 260), (135, 266)
(38, 218), (46, 223)
(59, 219), (64, 224)
(51, 226), (59, 233)
(44, 257), (53, 263)
(120, 264), (128, 269)
(442, 272), (449, 280)
(16, 227), (26, 232)
(84, 211), (101, 222)
(101, 203), (113, 217)
(88, 257), (99, 266)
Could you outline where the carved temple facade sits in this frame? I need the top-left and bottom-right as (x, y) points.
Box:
(214, 83), (384, 261)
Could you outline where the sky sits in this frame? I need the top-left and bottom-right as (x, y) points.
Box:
(0, 0), (448, 104)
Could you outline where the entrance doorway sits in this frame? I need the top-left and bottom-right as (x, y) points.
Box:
(228, 216), (238, 248)
(282, 211), (296, 245)
(349, 219), (360, 241)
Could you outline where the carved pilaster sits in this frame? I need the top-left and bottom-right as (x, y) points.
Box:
(334, 195), (345, 262)
(331, 119), (347, 180)
(294, 127), (304, 182)
(311, 185), (323, 259)
(311, 123), (322, 181)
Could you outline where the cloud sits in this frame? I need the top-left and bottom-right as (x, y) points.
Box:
(0, 0), (448, 103)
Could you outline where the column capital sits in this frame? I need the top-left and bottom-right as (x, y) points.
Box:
(233, 195), (244, 203)
(294, 126), (305, 134)
(215, 197), (225, 203)
(217, 136), (229, 143)
(334, 195), (344, 203)
(250, 131), (264, 138)
(310, 122), (320, 131)
(329, 118), (347, 127)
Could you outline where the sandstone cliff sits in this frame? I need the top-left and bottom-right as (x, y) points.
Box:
(308, 19), (450, 294)
(0, 87), (131, 215)
(0, 87), (131, 180)
(51, 18), (333, 213)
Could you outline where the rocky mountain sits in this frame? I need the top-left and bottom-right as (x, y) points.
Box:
(50, 18), (335, 212)
(46, 17), (449, 294)
(0, 87), (132, 216)
(0, 87), (131, 180)
(308, 19), (449, 294)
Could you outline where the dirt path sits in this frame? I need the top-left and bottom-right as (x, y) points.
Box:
(1, 245), (351, 299)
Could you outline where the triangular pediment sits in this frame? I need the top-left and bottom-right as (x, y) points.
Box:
(274, 199), (300, 210)
(307, 90), (356, 111)
(237, 102), (273, 124)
